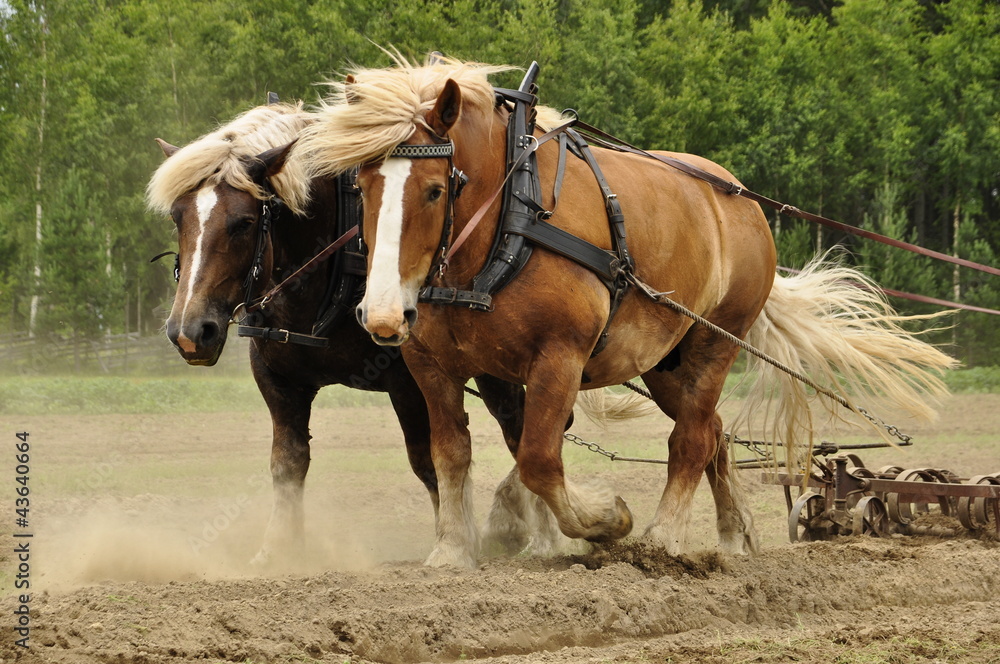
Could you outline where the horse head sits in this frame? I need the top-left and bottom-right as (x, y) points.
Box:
(154, 138), (296, 365)
(354, 79), (466, 345)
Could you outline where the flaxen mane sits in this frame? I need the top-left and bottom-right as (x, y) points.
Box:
(299, 53), (567, 177)
(147, 102), (314, 216)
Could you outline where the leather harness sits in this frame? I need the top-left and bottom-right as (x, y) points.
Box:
(235, 170), (365, 347)
(415, 64), (634, 355)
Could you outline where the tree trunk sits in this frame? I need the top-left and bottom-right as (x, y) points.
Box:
(28, 19), (48, 338)
(952, 201), (961, 352)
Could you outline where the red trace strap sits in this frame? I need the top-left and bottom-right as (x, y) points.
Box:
(570, 120), (1000, 279)
(876, 286), (1000, 316)
(778, 266), (1000, 316)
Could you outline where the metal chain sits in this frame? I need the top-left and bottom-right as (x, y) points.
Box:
(563, 432), (620, 460)
(468, 296), (912, 468)
(563, 431), (670, 465)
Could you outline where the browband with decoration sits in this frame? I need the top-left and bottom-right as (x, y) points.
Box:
(388, 143), (455, 159)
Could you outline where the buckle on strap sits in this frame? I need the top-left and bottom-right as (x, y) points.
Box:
(418, 286), (493, 311)
(237, 325), (330, 348)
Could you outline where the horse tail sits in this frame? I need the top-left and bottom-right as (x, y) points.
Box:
(738, 254), (958, 453)
(575, 387), (659, 427)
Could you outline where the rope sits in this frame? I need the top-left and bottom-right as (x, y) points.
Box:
(626, 272), (912, 444)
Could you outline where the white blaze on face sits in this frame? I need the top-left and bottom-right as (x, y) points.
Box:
(177, 185), (218, 329)
(363, 158), (413, 331)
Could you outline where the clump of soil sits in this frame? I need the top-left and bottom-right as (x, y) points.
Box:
(569, 538), (728, 579)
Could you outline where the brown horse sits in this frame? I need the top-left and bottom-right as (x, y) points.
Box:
(299, 56), (956, 568)
(146, 99), (558, 565)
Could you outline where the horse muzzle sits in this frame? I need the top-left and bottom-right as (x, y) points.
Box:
(166, 317), (228, 366)
(356, 305), (417, 347)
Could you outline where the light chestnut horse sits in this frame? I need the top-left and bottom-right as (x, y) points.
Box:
(146, 100), (565, 565)
(299, 57), (956, 568)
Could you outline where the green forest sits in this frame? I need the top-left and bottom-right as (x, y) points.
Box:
(1, 0), (998, 366)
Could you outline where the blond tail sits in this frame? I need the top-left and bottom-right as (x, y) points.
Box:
(575, 387), (659, 428)
(736, 256), (958, 459)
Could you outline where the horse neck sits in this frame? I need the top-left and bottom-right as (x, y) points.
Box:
(269, 175), (340, 298)
(448, 111), (509, 280)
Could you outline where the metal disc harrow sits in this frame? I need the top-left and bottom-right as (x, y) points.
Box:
(766, 455), (1000, 542)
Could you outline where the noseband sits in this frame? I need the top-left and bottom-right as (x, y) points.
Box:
(384, 140), (468, 284)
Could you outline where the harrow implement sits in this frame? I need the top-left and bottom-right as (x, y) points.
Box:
(766, 454), (1000, 542)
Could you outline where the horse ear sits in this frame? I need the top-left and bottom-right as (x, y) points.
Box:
(155, 138), (180, 158)
(251, 140), (297, 180)
(344, 74), (360, 105)
(427, 78), (462, 137)
(267, 91), (280, 105)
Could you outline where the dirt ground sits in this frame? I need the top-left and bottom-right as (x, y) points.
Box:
(2, 391), (1000, 663)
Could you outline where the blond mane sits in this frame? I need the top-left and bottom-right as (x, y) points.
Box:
(146, 102), (314, 216)
(299, 52), (567, 177)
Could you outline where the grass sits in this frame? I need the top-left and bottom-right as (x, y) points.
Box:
(0, 375), (390, 416)
(1, 367), (998, 417)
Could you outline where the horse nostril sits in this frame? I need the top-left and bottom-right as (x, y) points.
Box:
(200, 321), (220, 346)
(166, 319), (180, 345)
(403, 308), (418, 328)
(355, 305), (366, 327)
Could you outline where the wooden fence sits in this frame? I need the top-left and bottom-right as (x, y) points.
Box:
(0, 332), (252, 376)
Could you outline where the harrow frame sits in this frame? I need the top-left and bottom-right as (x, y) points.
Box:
(765, 454), (1000, 542)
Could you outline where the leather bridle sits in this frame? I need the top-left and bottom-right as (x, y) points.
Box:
(381, 139), (468, 286)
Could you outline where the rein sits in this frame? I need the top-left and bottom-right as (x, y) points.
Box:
(232, 223), (360, 347)
(239, 224), (359, 316)
(570, 121), (1000, 279)
(444, 120), (576, 265)
(383, 139), (468, 285)
(234, 170), (364, 347)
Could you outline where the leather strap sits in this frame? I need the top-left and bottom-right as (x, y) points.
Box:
(417, 286), (493, 309)
(246, 224), (360, 313)
(565, 128), (633, 270)
(312, 170), (367, 336)
(237, 325), (330, 347)
(493, 87), (537, 106)
(505, 211), (621, 285)
(779, 266), (1000, 316)
(340, 251), (367, 276)
(444, 119), (579, 264)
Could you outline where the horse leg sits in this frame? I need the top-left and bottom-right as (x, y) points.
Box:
(703, 427), (758, 554)
(385, 369), (439, 515)
(640, 331), (756, 555)
(249, 347), (316, 566)
(516, 356), (632, 542)
(404, 343), (479, 568)
(473, 375), (563, 556)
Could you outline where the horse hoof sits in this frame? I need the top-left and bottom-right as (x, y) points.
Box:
(425, 545), (478, 569)
(424, 549), (478, 569)
(584, 496), (634, 542)
(643, 524), (683, 556)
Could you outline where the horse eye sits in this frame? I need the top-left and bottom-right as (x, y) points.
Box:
(428, 187), (444, 202)
(228, 215), (256, 236)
